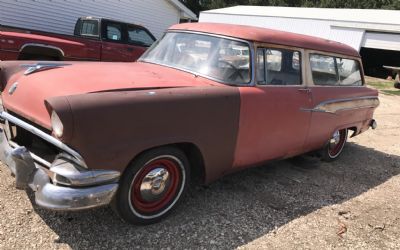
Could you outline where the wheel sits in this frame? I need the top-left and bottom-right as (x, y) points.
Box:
(320, 129), (348, 162)
(114, 147), (190, 225)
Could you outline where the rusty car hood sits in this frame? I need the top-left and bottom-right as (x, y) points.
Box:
(1, 61), (221, 129)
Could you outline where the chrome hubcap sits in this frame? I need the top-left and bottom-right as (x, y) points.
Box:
(139, 168), (170, 202)
(330, 130), (341, 145)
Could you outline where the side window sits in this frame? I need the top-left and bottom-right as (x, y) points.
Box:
(106, 23), (122, 41)
(127, 26), (155, 47)
(257, 48), (302, 85)
(310, 54), (338, 86)
(80, 20), (99, 37)
(337, 58), (363, 86)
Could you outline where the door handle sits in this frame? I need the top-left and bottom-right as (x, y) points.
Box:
(298, 88), (311, 93)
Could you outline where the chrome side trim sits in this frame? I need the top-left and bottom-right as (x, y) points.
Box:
(19, 43), (65, 57)
(302, 96), (380, 114)
(0, 111), (87, 168)
(21, 62), (71, 75)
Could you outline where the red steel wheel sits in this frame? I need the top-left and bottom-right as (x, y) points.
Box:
(115, 147), (189, 225)
(129, 157), (182, 215)
(321, 129), (348, 161)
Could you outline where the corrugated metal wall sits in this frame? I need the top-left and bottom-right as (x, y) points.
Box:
(199, 13), (365, 50)
(0, 0), (180, 38)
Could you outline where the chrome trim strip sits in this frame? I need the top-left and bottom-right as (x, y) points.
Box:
(19, 43), (65, 57)
(21, 62), (71, 75)
(0, 111), (87, 168)
(301, 96), (379, 114)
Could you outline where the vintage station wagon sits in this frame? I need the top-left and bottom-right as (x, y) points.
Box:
(0, 23), (379, 224)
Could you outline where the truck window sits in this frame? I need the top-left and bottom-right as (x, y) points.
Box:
(127, 26), (155, 47)
(106, 23), (123, 41)
(81, 20), (99, 36)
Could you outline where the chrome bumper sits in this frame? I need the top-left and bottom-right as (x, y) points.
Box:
(0, 128), (119, 211)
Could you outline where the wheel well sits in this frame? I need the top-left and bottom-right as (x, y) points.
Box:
(126, 143), (206, 185)
(18, 45), (63, 60)
(347, 126), (358, 137)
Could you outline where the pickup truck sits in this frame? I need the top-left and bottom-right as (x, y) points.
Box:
(0, 17), (156, 61)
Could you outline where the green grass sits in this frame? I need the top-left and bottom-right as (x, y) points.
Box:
(367, 80), (400, 96)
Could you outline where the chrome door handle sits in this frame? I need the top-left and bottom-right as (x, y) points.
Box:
(298, 88), (311, 93)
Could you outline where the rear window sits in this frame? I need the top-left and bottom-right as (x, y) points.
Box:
(310, 54), (362, 86)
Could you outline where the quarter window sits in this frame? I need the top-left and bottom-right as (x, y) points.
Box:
(337, 58), (362, 86)
(310, 54), (362, 86)
(257, 48), (302, 85)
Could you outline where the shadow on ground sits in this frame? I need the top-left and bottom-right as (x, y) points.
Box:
(29, 142), (400, 249)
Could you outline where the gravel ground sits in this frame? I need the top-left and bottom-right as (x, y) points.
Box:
(0, 92), (399, 250)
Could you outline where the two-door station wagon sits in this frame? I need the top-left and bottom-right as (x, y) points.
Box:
(0, 23), (379, 224)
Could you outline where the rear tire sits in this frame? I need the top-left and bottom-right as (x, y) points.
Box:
(320, 129), (348, 162)
(114, 146), (190, 225)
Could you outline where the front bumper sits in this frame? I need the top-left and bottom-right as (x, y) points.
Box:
(0, 128), (119, 211)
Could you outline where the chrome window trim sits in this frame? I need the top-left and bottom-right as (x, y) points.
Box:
(0, 111), (87, 168)
(139, 30), (255, 87)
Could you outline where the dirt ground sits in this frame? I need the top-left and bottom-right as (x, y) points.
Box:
(0, 88), (399, 249)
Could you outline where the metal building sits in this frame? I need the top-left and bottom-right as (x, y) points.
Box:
(200, 6), (400, 77)
(0, 0), (197, 39)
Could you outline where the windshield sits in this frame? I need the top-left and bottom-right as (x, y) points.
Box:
(140, 32), (252, 85)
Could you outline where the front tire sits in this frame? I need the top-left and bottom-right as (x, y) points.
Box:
(115, 147), (190, 225)
(321, 129), (348, 162)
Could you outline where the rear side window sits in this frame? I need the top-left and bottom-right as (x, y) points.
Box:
(106, 23), (122, 41)
(257, 48), (301, 85)
(127, 26), (155, 46)
(337, 58), (362, 86)
(81, 20), (99, 36)
(310, 54), (362, 86)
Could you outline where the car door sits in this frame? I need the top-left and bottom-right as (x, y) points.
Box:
(100, 20), (131, 62)
(126, 25), (156, 61)
(233, 47), (313, 168)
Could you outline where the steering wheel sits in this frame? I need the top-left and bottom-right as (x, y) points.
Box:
(218, 60), (246, 82)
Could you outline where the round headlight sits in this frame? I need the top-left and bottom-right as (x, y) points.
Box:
(51, 111), (64, 138)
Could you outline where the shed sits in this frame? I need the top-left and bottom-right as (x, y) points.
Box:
(0, 0), (197, 39)
(200, 6), (400, 78)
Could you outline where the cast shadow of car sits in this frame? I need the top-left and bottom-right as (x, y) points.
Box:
(28, 142), (400, 249)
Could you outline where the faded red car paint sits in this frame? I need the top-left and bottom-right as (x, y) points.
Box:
(0, 22), (379, 184)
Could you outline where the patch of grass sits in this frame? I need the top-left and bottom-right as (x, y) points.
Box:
(382, 90), (400, 96)
(367, 81), (394, 90)
(366, 79), (400, 96)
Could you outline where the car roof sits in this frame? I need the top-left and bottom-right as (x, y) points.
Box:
(169, 22), (359, 58)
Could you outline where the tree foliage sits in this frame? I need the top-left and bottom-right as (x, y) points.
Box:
(180, 0), (400, 15)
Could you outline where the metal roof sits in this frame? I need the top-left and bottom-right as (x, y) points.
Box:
(170, 22), (359, 57)
(203, 6), (400, 25)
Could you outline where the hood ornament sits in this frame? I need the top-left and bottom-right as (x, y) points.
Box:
(8, 82), (18, 95)
(21, 62), (71, 76)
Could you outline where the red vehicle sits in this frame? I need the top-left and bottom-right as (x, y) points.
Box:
(0, 17), (156, 61)
(0, 23), (379, 225)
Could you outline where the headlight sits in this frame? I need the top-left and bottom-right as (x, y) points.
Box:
(51, 110), (63, 138)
